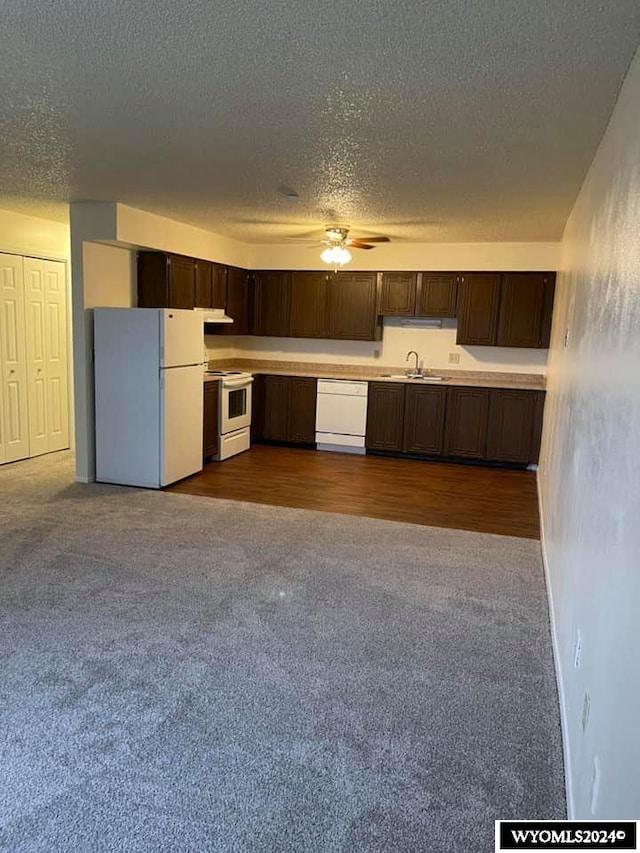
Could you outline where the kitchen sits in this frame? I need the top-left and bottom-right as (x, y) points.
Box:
(92, 242), (551, 538)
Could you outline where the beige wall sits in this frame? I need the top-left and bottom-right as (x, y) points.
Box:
(539, 48), (640, 818)
(0, 208), (69, 260)
(251, 240), (559, 271)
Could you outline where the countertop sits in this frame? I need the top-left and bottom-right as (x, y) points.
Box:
(205, 359), (545, 391)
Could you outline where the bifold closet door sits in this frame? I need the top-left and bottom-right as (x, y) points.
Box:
(23, 257), (69, 456)
(0, 253), (29, 463)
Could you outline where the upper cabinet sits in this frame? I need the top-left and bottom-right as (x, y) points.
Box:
(138, 252), (196, 309)
(497, 272), (556, 348)
(253, 271), (291, 337)
(194, 259), (212, 308)
(418, 273), (458, 317)
(380, 273), (417, 316)
(328, 272), (381, 340)
(223, 267), (251, 335)
(379, 272), (457, 318)
(289, 272), (329, 338)
(456, 273), (502, 345)
(456, 271), (555, 348)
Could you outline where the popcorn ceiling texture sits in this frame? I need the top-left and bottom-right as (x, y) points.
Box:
(1, 1), (640, 241)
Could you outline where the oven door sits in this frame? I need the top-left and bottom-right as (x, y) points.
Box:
(220, 377), (253, 435)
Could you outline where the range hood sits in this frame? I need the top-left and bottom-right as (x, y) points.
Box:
(193, 307), (234, 325)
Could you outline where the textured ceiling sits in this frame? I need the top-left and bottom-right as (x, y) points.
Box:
(1, 0), (640, 243)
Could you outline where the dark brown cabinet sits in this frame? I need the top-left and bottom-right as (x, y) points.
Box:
(328, 272), (381, 340)
(497, 273), (556, 348)
(418, 273), (458, 317)
(288, 377), (317, 443)
(403, 385), (447, 455)
(211, 263), (228, 309)
(137, 252), (196, 309)
(259, 375), (317, 445)
(253, 271), (291, 336)
(195, 259), (212, 308)
(203, 380), (220, 461)
(224, 267), (251, 335)
(485, 389), (538, 463)
(290, 272), (328, 338)
(380, 273), (417, 316)
(365, 382), (405, 452)
(456, 273), (502, 345)
(444, 387), (490, 458)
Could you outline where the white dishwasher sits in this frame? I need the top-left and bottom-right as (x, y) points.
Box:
(315, 379), (368, 454)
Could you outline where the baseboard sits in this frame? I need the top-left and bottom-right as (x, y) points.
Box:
(537, 474), (575, 819)
(75, 476), (92, 483)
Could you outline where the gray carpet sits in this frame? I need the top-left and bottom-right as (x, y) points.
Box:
(0, 451), (565, 852)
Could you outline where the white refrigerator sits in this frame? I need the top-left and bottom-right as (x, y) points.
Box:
(94, 308), (203, 488)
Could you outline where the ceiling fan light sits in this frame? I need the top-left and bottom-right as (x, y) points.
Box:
(321, 245), (352, 267)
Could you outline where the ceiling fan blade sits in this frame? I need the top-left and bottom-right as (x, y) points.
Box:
(348, 240), (375, 250)
(351, 235), (390, 243)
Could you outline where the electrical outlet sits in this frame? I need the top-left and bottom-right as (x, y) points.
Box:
(590, 756), (601, 814)
(574, 630), (582, 668)
(582, 690), (591, 733)
(448, 352), (460, 364)
(373, 348), (381, 359)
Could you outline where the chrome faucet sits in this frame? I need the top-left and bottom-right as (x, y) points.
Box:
(406, 350), (422, 377)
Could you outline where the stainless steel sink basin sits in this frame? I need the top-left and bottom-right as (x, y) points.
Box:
(379, 373), (448, 382)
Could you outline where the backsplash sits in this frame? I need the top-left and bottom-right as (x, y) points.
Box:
(205, 318), (548, 375)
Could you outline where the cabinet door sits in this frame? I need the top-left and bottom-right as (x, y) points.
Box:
(194, 260), (212, 308)
(539, 275), (556, 348)
(203, 380), (220, 460)
(444, 386), (490, 458)
(137, 252), (169, 307)
(529, 391), (545, 463)
(456, 273), (501, 345)
(403, 385), (447, 455)
(365, 382), (405, 451)
(0, 254), (29, 463)
(497, 272), (554, 348)
(380, 273), (416, 316)
(262, 375), (290, 441)
(418, 273), (458, 317)
(290, 272), (328, 337)
(168, 255), (196, 309)
(327, 272), (379, 340)
(254, 271), (291, 336)
(251, 374), (265, 442)
(225, 267), (250, 334)
(485, 389), (537, 463)
(211, 263), (228, 309)
(288, 377), (317, 443)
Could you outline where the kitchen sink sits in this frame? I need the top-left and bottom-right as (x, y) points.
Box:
(379, 373), (448, 382)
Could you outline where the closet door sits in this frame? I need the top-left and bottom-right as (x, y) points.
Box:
(23, 258), (69, 456)
(23, 258), (49, 456)
(43, 261), (69, 452)
(0, 254), (29, 463)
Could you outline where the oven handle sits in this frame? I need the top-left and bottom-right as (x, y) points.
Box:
(222, 376), (254, 389)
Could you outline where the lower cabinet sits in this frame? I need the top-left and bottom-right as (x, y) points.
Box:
(365, 383), (405, 451)
(203, 380), (220, 461)
(257, 375), (317, 445)
(403, 385), (447, 455)
(485, 388), (545, 464)
(366, 381), (544, 465)
(444, 387), (490, 458)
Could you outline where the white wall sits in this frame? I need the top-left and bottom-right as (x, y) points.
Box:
(539, 48), (640, 818)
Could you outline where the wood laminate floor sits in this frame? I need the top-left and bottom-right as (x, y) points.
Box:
(169, 445), (540, 539)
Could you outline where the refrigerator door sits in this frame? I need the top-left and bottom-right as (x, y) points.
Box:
(160, 364), (203, 486)
(161, 309), (202, 368)
(94, 308), (162, 487)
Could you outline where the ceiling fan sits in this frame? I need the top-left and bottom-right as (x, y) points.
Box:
(313, 226), (390, 270)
